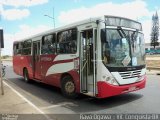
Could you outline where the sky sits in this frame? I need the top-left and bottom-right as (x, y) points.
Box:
(0, 0), (160, 55)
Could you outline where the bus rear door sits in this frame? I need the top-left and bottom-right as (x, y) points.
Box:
(33, 41), (41, 80)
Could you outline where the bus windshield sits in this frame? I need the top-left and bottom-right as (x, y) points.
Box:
(101, 28), (145, 67)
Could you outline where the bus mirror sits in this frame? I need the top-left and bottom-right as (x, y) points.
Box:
(0, 29), (4, 48)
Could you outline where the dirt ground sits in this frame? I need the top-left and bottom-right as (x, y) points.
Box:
(146, 55), (160, 67)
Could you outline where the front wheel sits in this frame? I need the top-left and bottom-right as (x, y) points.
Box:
(23, 69), (30, 83)
(61, 75), (77, 98)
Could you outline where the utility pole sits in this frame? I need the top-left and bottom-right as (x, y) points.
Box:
(53, 7), (55, 28)
(0, 9), (4, 95)
(44, 7), (55, 28)
(0, 29), (4, 95)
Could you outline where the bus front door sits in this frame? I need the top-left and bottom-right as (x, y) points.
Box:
(80, 29), (97, 97)
(33, 41), (41, 80)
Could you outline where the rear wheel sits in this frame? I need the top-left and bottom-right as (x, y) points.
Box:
(23, 68), (30, 83)
(61, 75), (77, 98)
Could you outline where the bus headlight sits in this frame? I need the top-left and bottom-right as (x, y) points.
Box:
(103, 75), (119, 85)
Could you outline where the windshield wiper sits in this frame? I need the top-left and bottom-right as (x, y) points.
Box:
(117, 26), (127, 38)
(117, 26), (133, 66)
(131, 29), (138, 42)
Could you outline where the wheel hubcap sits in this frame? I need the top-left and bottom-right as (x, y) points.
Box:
(65, 81), (75, 94)
(24, 72), (28, 81)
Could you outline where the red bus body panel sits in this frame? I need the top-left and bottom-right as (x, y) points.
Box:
(13, 56), (33, 78)
(13, 55), (80, 93)
(97, 76), (146, 98)
(13, 55), (146, 98)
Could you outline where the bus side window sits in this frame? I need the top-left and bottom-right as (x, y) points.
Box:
(13, 43), (18, 55)
(57, 28), (77, 54)
(22, 40), (31, 55)
(13, 42), (23, 55)
(41, 34), (56, 54)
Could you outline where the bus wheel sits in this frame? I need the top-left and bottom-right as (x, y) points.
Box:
(61, 75), (77, 98)
(23, 69), (30, 83)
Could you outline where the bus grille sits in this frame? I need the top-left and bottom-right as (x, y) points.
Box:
(119, 70), (141, 79)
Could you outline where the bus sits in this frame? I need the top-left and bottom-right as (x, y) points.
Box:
(13, 15), (146, 98)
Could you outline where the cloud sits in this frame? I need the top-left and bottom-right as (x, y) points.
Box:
(2, 25), (52, 55)
(0, 4), (30, 20)
(142, 20), (152, 43)
(73, 0), (81, 3)
(142, 8), (160, 43)
(58, 0), (151, 24)
(0, 4), (3, 12)
(15, 24), (52, 40)
(2, 34), (15, 56)
(58, 0), (155, 43)
(0, 0), (48, 21)
(2, 8), (30, 20)
(1, 0), (48, 7)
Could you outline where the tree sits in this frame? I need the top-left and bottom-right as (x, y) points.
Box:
(150, 11), (159, 49)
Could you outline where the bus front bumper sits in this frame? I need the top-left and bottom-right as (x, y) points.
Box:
(97, 76), (146, 98)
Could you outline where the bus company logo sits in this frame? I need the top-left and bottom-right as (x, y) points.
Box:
(2, 114), (18, 120)
(20, 57), (24, 60)
(41, 57), (52, 61)
(130, 71), (134, 77)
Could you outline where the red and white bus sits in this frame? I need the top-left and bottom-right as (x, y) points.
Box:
(13, 15), (146, 98)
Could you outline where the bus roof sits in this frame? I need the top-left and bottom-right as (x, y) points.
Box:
(14, 15), (142, 43)
(14, 16), (101, 43)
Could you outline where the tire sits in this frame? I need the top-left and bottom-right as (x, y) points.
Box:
(61, 75), (77, 98)
(23, 69), (30, 83)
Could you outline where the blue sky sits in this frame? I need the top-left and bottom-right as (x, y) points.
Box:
(0, 0), (160, 55)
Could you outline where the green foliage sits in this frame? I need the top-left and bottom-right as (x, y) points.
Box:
(150, 11), (159, 49)
(1, 55), (11, 59)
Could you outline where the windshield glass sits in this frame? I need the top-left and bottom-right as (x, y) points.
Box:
(101, 28), (145, 67)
